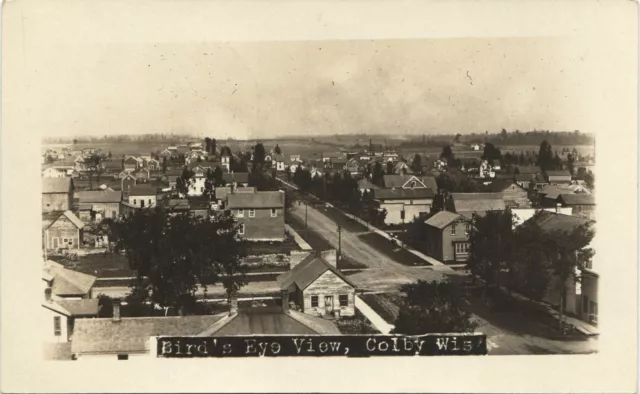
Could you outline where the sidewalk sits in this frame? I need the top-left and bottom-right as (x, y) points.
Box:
(285, 224), (313, 251)
(355, 295), (395, 334)
(277, 177), (453, 271)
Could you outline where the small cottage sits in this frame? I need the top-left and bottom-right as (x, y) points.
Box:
(277, 250), (357, 318)
(42, 210), (85, 251)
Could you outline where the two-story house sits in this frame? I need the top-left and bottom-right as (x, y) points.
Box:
(123, 156), (141, 172)
(42, 210), (85, 251)
(449, 193), (506, 219)
(76, 191), (122, 222)
(227, 190), (285, 241)
(482, 179), (531, 209)
(424, 211), (473, 263)
(272, 154), (286, 171)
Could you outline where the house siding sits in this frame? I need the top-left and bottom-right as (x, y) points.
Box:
(42, 306), (69, 343)
(45, 216), (82, 250)
(500, 184), (531, 207)
(300, 271), (355, 317)
(379, 198), (432, 225)
(425, 220), (470, 263)
(43, 192), (72, 212)
(236, 208), (285, 241)
(128, 195), (157, 209)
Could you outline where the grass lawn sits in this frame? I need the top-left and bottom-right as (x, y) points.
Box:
(357, 232), (430, 266)
(336, 311), (380, 334)
(316, 205), (370, 233)
(245, 237), (299, 256)
(359, 293), (403, 325)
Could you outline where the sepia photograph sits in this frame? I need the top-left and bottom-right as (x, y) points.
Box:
(1, 0), (637, 392)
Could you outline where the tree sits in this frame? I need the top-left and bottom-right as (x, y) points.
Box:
(210, 138), (217, 155)
(411, 154), (423, 174)
(253, 143), (266, 169)
(545, 221), (594, 330)
(386, 161), (394, 175)
(537, 140), (554, 172)
(454, 133), (462, 143)
(162, 157), (168, 174)
(203, 169), (216, 200)
(372, 161), (384, 187)
(213, 166), (225, 187)
(85, 153), (103, 189)
(108, 151), (112, 160)
(440, 145), (454, 164)
(176, 167), (195, 197)
(584, 170), (595, 190)
(392, 280), (478, 335)
(511, 219), (553, 301)
(73, 139), (78, 145)
(482, 143), (502, 165)
(109, 207), (246, 311)
(274, 144), (282, 155)
(468, 210), (516, 294)
(285, 166), (292, 181)
(567, 154), (575, 175)
(204, 137), (211, 154)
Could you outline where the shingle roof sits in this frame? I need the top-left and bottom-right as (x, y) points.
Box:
(128, 184), (157, 196)
(223, 172), (249, 184)
(558, 194), (595, 205)
(357, 179), (380, 190)
(71, 315), (226, 355)
(374, 188), (435, 200)
(451, 193), (506, 213)
(425, 211), (463, 229)
(277, 255), (357, 291)
(546, 170), (572, 177)
(44, 262), (97, 297)
(532, 210), (593, 233)
(382, 175), (437, 191)
(56, 299), (100, 316)
(77, 191), (122, 204)
(515, 166), (541, 174)
(215, 187), (256, 201)
(43, 178), (72, 194)
(227, 191), (284, 209)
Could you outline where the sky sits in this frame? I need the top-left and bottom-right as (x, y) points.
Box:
(2, 0), (634, 140)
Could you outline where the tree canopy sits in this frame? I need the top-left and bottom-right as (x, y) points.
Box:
(109, 207), (246, 310)
(393, 280), (478, 335)
(176, 167), (195, 197)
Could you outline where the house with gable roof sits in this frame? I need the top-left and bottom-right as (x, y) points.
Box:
(277, 250), (357, 317)
(42, 210), (85, 250)
(227, 190), (285, 241)
(424, 211), (473, 263)
(449, 193), (506, 220)
(43, 178), (74, 212)
(373, 175), (438, 224)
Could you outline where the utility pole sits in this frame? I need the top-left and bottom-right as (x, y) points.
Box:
(337, 224), (342, 261)
(305, 201), (308, 239)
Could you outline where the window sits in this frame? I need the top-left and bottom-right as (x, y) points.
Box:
(133, 199), (137, 205)
(339, 295), (349, 307)
(117, 354), (129, 360)
(582, 296), (589, 313)
(465, 223), (471, 235)
(249, 209), (255, 218)
(54, 316), (61, 336)
(455, 243), (470, 255)
(237, 209), (244, 218)
(200, 187), (204, 193)
(238, 223), (245, 235)
(311, 295), (319, 308)
(271, 208), (277, 217)
(450, 223), (456, 235)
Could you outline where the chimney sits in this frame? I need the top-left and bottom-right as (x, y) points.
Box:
(44, 288), (52, 303)
(229, 292), (238, 315)
(281, 290), (289, 312)
(320, 249), (337, 267)
(112, 299), (121, 322)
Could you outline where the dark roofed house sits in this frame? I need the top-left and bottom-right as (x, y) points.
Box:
(77, 191), (122, 222)
(126, 184), (158, 209)
(215, 186), (256, 209)
(450, 193), (506, 219)
(103, 160), (124, 174)
(43, 178), (74, 213)
(227, 191), (285, 241)
(43, 260), (97, 299)
(482, 179), (531, 209)
(71, 307), (227, 359)
(424, 211), (473, 263)
(382, 174), (437, 192)
(373, 187), (435, 225)
(277, 251), (356, 318)
(222, 172), (249, 186)
(545, 170), (572, 185)
(557, 194), (596, 220)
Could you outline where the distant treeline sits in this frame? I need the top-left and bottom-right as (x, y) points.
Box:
(43, 133), (242, 144)
(398, 130), (594, 149)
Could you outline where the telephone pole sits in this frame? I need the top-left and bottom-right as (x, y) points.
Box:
(337, 224), (342, 261)
(305, 201), (308, 239)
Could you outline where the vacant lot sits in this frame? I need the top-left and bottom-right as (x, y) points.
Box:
(359, 293), (403, 325)
(51, 253), (134, 278)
